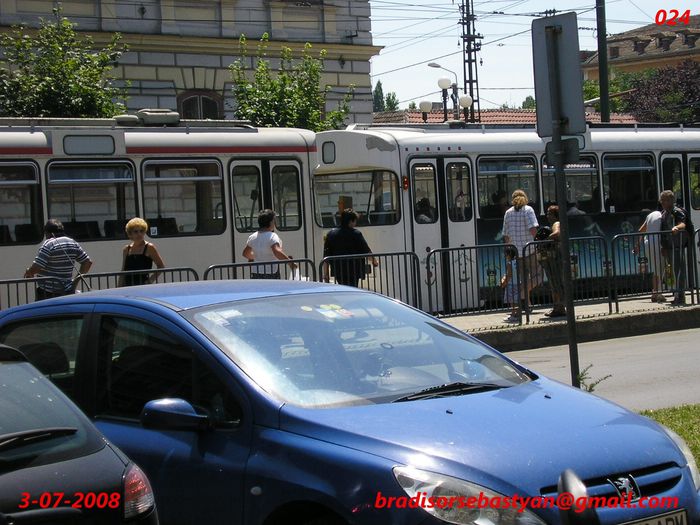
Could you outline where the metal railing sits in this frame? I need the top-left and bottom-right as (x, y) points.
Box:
(203, 259), (316, 281)
(611, 230), (693, 311)
(73, 267), (199, 292)
(0, 277), (62, 310)
(319, 252), (421, 309)
(426, 243), (521, 322)
(521, 236), (612, 322)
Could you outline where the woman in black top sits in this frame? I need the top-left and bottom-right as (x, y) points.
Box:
(322, 208), (378, 287)
(119, 218), (166, 287)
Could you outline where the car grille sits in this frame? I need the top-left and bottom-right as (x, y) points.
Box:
(540, 462), (682, 499)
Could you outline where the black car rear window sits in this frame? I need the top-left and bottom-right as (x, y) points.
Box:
(0, 361), (103, 471)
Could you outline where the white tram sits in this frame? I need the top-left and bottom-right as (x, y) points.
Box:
(0, 111), (318, 280)
(313, 122), (700, 307)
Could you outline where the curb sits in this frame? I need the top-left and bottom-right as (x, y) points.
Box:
(466, 305), (700, 352)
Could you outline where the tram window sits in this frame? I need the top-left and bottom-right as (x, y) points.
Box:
(313, 171), (400, 227)
(602, 155), (657, 213)
(477, 157), (538, 219)
(143, 161), (224, 236)
(412, 164), (437, 224)
(271, 165), (301, 231)
(661, 157), (684, 207)
(690, 158), (700, 210)
(232, 165), (262, 233)
(47, 163), (135, 241)
(446, 162), (472, 222)
(542, 157), (600, 214)
(0, 163), (42, 245)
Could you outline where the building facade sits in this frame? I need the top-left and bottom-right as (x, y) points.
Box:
(0, 0), (380, 123)
(582, 14), (700, 80)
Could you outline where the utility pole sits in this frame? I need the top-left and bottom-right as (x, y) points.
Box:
(458, 0), (482, 122)
(596, 0), (610, 122)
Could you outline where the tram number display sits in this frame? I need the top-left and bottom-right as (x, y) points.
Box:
(654, 9), (691, 26)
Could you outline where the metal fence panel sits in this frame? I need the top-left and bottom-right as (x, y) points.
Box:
(319, 252), (421, 309)
(611, 230), (692, 311)
(0, 277), (61, 310)
(204, 259), (316, 281)
(426, 244), (519, 321)
(521, 236), (611, 322)
(74, 267), (199, 292)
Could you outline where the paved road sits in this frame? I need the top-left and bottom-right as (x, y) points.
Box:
(510, 328), (700, 411)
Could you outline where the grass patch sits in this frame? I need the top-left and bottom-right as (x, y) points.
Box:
(641, 404), (700, 464)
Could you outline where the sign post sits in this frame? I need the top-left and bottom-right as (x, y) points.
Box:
(532, 13), (586, 388)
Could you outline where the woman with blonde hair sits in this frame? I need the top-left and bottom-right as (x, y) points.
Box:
(119, 217), (166, 286)
(502, 189), (540, 310)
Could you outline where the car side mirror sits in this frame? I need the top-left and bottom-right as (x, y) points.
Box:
(140, 398), (211, 432)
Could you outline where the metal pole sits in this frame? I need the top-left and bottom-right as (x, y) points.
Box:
(596, 0), (610, 122)
(546, 25), (581, 388)
(451, 84), (460, 120)
(441, 89), (449, 122)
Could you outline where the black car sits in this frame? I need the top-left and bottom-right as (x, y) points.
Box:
(0, 344), (158, 524)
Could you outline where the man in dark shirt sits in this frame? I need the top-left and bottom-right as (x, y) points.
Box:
(659, 190), (688, 305)
(323, 208), (378, 287)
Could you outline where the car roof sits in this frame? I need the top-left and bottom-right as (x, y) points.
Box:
(11, 280), (356, 312)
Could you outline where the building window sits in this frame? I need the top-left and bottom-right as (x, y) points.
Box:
(178, 91), (222, 119)
(0, 163), (42, 244)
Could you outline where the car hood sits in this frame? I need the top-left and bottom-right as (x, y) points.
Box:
(278, 377), (685, 496)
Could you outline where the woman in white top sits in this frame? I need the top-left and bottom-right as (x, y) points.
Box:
(242, 209), (297, 279)
(502, 190), (541, 306)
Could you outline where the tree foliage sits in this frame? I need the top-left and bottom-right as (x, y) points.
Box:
(408, 101), (417, 110)
(230, 34), (354, 131)
(521, 95), (536, 109)
(582, 68), (651, 113)
(0, 8), (128, 117)
(384, 91), (399, 111)
(372, 81), (385, 112)
(621, 60), (700, 123)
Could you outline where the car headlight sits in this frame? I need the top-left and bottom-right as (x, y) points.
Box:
(661, 425), (700, 492)
(393, 466), (545, 525)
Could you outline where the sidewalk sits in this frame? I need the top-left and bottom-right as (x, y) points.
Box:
(443, 293), (700, 352)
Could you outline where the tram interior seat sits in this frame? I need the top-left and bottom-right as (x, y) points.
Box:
(320, 212), (337, 228)
(15, 223), (42, 243)
(0, 225), (11, 243)
(369, 211), (397, 225)
(146, 217), (179, 236)
(63, 221), (102, 240)
(104, 219), (129, 239)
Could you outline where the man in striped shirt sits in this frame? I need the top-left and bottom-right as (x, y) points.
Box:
(24, 219), (92, 300)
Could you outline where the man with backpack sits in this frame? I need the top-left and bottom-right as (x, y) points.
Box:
(659, 190), (691, 305)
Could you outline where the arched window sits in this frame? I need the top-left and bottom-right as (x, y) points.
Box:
(178, 91), (222, 119)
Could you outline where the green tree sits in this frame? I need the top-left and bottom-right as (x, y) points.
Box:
(0, 8), (128, 117)
(582, 68), (651, 113)
(408, 101), (417, 110)
(521, 95), (536, 109)
(373, 81), (385, 112)
(230, 34), (353, 131)
(384, 92), (399, 111)
(621, 60), (700, 123)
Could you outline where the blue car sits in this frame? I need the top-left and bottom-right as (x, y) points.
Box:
(0, 281), (697, 525)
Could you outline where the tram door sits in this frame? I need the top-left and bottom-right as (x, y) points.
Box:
(230, 160), (306, 269)
(686, 154), (700, 282)
(410, 158), (477, 313)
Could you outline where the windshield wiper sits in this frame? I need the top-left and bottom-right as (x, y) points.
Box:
(392, 381), (504, 403)
(0, 427), (78, 453)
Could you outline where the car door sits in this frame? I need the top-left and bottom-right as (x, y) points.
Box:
(88, 304), (252, 525)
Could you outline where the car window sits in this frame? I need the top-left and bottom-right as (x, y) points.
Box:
(0, 361), (102, 471)
(187, 293), (531, 408)
(0, 317), (82, 397)
(96, 316), (240, 426)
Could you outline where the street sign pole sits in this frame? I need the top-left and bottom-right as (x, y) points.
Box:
(545, 25), (581, 388)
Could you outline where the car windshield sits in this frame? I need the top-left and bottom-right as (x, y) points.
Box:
(187, 292), (531, 408)
(0, 361), (102, 470)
